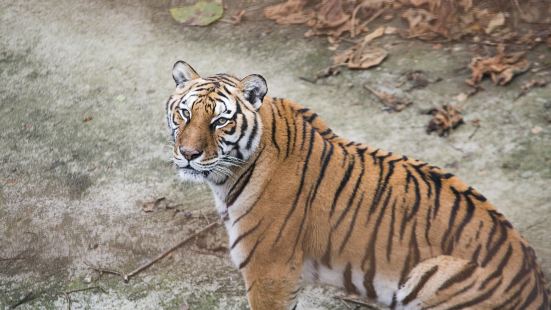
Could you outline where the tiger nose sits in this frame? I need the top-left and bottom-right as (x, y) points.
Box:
(179, 146), (202, 161)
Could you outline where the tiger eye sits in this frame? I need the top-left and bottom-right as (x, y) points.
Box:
(181, 109), (190, 119)
(216, 118), (229, 126)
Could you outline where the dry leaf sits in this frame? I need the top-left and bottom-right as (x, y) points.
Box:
(384, 26), (398, 35)
(401, 8), (438, 40)
(364, 84), (412, 112)
(335, 46), (388, 69)
(485, 12), (505, 34)
(363, 26), (385, 43)
(426, 105), (464, 136)
(264, 0), (313, 24)
(531, 126), (543, 134)
(454, 92), (468, 102)
(466, 45), (530, 86)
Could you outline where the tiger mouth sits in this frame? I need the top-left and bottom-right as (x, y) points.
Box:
(178, 165), (210, 176)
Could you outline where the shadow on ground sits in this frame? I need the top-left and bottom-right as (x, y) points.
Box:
(1, 0), (550, 309)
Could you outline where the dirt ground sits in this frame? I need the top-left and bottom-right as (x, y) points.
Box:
(1, 0), (550, 309)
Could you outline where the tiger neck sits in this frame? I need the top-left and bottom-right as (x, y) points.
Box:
(207, 143), (272, 218)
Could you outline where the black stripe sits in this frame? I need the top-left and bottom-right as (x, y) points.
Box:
(492, 278), (530, 310)
(338, 192), (365, 253)
(304, 113), (318, 122)
(430, 171), (443, 219)
(288, 187), (314, 263)
(398, 220), (421, 286)
(438, 261), (478, 291)
(367, 156), (398, 221)
(440, 187), (462, 254)
(343, 262), (359, 294)
(282, 107), (292, 158)
(454, 193), (475, 243)
(274, 128), (316, 245)
(230, 218), (263, 249)
(329, 156), (355, 217)
(334, 152), (365, 228)
(446, 278), (502, 310)
(479, 243), (512, 290)
(245, 114), (259, 150)
(412, 163), (432, 198)
(306, 141), (334, 209)
(225, 166), (254, 207)
(402, 265), (439, 305)
(270, 104), (281, 155)
(481, 214), (508, 268)
(238, 236), (264, 269)
(225, 148), (263, 206)
(386, 196), (397, 262)
(404, 169), (422, 223)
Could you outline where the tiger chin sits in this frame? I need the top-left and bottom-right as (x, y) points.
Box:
(165, 61), (550, 310)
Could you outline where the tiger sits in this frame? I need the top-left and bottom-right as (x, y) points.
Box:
(165, 61), (550, 310)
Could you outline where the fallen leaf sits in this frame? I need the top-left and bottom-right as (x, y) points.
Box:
(264, 0), (314, 25)
(454, 92), (468, 102)
(401, 8), (436, 39)
(170, 0), (224, 26)
(335, 46), (388, 69)
(384, 26), (398, 35)
(426, 104), (464, 136)
(363, 26), (386, 44)
(485, 12), (505, 34)
(466, 45), (530, 86)
(364, 84), (412, 112)
(531, 126), (543, 134)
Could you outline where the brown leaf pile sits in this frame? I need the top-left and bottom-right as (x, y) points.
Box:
(264, 0), (551, 72)
(333, 26), (388, 69)
(426, 104), (464, 136)
(466, 45), (530, 87)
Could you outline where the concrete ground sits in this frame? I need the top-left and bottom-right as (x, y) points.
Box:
(0, 0), (550, 309)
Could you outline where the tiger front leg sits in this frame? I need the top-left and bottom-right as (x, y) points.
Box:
(241, 262), (303, 310)
(232, 240), (304, 310)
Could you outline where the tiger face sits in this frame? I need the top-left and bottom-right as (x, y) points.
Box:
(166, 61), (267, 184)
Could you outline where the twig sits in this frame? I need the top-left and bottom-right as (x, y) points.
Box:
(468, 125), (480, 140)
(0, 256), (28, 262)
(334, 295), (379, 309)
(9, 291), (39, 309)
(84, 261), (126, 279)
(61, 286), (106, 310)
(86, 222), (219, 283)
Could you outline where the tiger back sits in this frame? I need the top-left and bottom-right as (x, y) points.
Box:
(166, 61), (550, 310)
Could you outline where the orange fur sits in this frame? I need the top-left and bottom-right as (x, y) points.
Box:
(166, 62), (549, 310)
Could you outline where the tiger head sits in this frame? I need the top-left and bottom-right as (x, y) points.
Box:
(166, 61), (267, 184)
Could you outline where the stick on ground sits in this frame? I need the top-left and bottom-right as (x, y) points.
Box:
(86, 222), (219, 283)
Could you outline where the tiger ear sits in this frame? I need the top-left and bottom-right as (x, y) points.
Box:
(241, 74), (267, 110)
(172, 61), (200, 86)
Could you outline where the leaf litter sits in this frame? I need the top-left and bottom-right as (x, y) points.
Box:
(170, 0), (224, 26)
(466, 44), (530, 87)
(425, 104), (464, 136)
